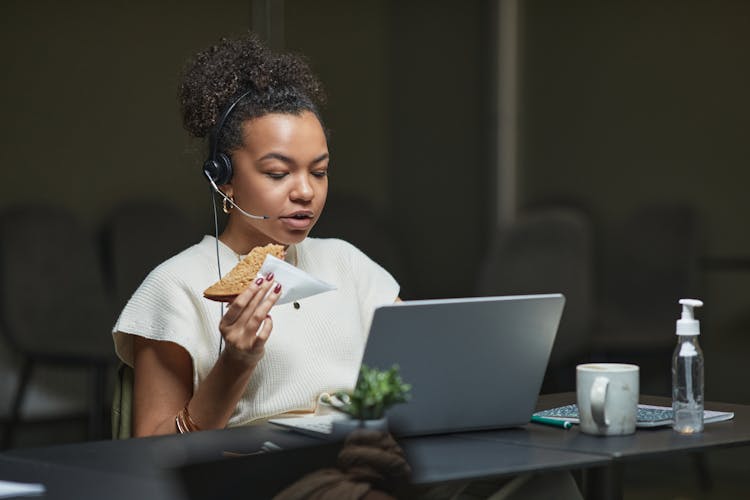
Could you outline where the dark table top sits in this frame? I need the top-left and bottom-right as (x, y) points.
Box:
(0, 454), (181, 500)
(485, 392), (750, 461)
(2, 425), (325, 500)
(401, 434), (607, 485)
(173, 432), (609, 499)
(2, 393), (748, 499)
(1, 405), (609, 499)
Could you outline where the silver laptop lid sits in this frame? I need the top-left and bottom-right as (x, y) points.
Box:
(361, 294), (565, 437)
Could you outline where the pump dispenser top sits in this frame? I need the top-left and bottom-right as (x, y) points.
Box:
(676, 299), (703, 336)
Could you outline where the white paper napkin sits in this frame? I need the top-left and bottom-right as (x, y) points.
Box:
(258, 255), (336, 305)
(0, 480), (45, 498)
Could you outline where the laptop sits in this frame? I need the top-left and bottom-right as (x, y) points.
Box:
(270, 293), (565, 438)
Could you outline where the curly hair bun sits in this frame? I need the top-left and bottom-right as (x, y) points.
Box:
(179, 33), (326, 139)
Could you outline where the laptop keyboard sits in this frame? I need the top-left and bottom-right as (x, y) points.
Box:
(269, 415), (336, 437)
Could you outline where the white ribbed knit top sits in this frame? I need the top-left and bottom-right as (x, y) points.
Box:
(112, 235), (399, 426)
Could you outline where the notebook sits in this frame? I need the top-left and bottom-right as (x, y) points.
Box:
(534, 403), (734, 428)
(271, 294), (565, 438)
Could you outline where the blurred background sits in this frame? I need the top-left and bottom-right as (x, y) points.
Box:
(1, 0), (749, 495)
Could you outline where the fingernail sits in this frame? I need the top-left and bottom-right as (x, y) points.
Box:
(255, 277), (264, 286)
(274, 283), (282, 294)
(266, 272), (274, 281)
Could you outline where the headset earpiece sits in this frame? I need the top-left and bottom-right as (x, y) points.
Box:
(203, 153), (233, 186)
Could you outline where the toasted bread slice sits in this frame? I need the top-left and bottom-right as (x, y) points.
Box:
(203, 243), (286, 302)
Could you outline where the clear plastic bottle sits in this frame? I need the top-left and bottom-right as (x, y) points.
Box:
(672, 299), (704, 434)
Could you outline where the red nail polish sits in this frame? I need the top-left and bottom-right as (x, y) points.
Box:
(255, 277), (264, 286)
(274, 283), (282, 294)
(266, 272), (274, 281)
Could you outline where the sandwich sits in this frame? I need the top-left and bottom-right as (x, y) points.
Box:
(203, 243), (286, 302)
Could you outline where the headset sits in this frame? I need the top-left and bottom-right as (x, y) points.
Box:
(203, 89), (271, 357)
(202, 90), (269, 220)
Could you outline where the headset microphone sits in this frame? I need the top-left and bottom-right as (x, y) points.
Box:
(203, 170), (270, 220)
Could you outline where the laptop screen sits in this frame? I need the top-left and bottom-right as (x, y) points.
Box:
(360, 294), (565, 437)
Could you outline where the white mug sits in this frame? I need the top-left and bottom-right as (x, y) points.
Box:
(576, 363), (639, 436)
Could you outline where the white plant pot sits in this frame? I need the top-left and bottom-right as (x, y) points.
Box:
(330, 416), (389, 439)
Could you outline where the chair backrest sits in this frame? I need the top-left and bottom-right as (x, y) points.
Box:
(101, 201), (196, 308)
(0, 205), (114, 358)
(111, 362), (133, 439)
(597, 203), (700, 347)
(476, 206), (595, 368)
(311, 193), (410, 295)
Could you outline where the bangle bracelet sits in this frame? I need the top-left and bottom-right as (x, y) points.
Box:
(175, 412), (187, 434)
(175, 404), (202, 434)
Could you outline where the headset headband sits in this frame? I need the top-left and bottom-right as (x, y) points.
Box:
(208, 89), (254, 162)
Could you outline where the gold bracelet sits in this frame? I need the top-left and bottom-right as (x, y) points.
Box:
(183, 405), (201, 431)
(175, 412), (187, 434)
(175, 404), (202, 434)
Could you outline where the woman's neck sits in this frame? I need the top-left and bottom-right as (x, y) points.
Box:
(218, 218), (276, 256)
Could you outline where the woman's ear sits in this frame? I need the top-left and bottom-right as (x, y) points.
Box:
(222, 183), (234, 199)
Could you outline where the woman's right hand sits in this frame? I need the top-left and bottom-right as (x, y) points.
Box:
(219, 273), (282, 367)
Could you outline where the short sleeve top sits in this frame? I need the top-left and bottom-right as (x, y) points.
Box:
(112, 235), (399, 426)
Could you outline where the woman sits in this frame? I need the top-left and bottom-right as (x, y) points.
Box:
(112, 34), (399, 437)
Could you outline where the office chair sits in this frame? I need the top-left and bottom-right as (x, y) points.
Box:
(311, 193), (410, 296)
(476, 206), (595, 391)
(0, 205), (116, 447)
(101, 200), (196, 440)
(593, 203), (707, 489)
(111, 362), (133, 439)
(592, 203), (701, 385)
(101, 200), (197, 309)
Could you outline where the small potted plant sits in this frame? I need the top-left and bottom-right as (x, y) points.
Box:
(323, 364), (412, 435)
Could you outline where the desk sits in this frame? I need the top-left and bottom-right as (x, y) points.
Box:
(174, 434), (607, 499)
(1, 394), (748, 499)
(2, 424), (327, 500)
(497, 393), (750, 498)
(1, 421), (607, 499)
(402, 435), (605, 486)
(0, 454), (179, 499)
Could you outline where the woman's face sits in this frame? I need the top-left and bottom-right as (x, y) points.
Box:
(223, 111), (329, 247)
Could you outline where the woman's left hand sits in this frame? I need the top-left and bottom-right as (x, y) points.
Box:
(219, 273), (282, 367)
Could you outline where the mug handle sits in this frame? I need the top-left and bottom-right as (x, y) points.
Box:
(590, 376), (610, 426)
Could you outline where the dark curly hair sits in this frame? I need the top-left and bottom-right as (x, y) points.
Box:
(179, 33), (327, 154)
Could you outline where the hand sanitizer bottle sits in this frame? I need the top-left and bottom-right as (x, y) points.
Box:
(672, 299), (704, 434)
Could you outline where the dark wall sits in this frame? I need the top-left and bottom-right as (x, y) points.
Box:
(3, 0), (749, 320)
(0, 0), (490, 301)
(520, 0), (750, 335)
(386, 1), (490, 299)
(286, 0), (490, 299)
(0, 0), (253, 229)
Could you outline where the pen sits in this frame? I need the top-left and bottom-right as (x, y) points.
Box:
(530, 415), (572, 429)
(261, 441), (283, 452)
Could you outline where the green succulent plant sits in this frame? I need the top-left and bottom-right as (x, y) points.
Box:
(328, 364), (412, 420)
